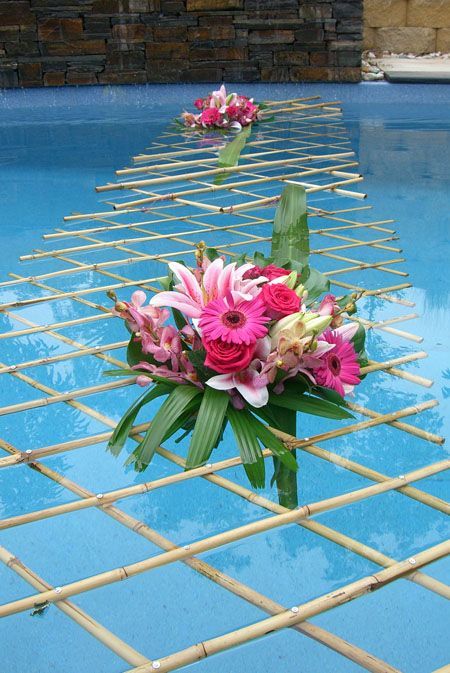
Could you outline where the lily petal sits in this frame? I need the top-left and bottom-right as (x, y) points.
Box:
(168, 262), (203, 304)
(203, 257), (224, 297)
(334, 322), (359, 342)
(150, 291), (202, 318)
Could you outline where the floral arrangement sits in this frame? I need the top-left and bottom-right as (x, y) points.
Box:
(182, 84), (263, 131)
(107, 185), (367, 507)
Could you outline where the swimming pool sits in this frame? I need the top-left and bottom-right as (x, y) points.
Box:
(0, 83), (449, 673)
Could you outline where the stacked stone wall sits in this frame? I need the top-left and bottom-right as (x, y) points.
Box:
(0, 0), (362, 87)
(364, 0), (450, 53)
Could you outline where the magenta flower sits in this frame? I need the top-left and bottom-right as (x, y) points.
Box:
(315, 326), (361, 396)
(199, 294), (269, 345)
(150, 259), (265, 319)
(200, 107), (221, 127)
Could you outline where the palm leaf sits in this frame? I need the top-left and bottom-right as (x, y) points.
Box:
(269, 391), (353, 419)
(246, 412), (297, 473)
(271, 184), (309, 267)
(127, 385), (202, 471)
(214, 125), (252, 185)
(186, 387), (229, 469)
(227, 407), (265, 488)
(107, 383), (171, 457)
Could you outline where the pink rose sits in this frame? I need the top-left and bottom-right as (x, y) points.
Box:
(204, 339), (255, 374)
(261, 283), (300, 320)
(242, 264), (288, 281)
(262, 264), (289, 281)
(242, 265), (264, 280)
(194, 98), (204, 110)
(200, 107), (221, 126)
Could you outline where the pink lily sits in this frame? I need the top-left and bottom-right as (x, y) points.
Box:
(150, 259), (266, 319)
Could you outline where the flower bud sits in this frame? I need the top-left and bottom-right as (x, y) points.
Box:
(115, 301), (127, 313)
(294, 283), (307, 298)
(278, 271), (298, 289)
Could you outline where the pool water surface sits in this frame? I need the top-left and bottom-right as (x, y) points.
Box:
(0, 83), (449, 673)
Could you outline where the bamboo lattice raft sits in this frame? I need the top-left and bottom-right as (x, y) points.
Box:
(0, 96), (448, 673)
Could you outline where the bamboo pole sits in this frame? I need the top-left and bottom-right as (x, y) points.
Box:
(350, 314), (422, 343)
(0, 311), (113, 341)
(51, 211), (393, 245)
(0, 377), (136, 417)
(124, 540), (450, 673)
(362, 355), (433, 388)
(0, 440), (401, 673)
(95, 151), (356, 192)
(0, 340), (127, 374)
(26, 227), (397, 265)
(0, 460), (447, 620)
(0, 275), (161, 310)
(112, 162), (361, 210)
(0, 546), (150, 666)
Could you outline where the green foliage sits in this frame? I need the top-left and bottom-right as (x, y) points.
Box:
(214, 125), (252, 185)
(186, 387), (229, 468)
(227, 406), (265, 488)
(126, 385), (202, 471)
(217, 124), (252, 169)
(271, 184), (309, 267)
(107, 383), (172, 457)
(271, 184), (329, 300)
(269, 389), (353, 420)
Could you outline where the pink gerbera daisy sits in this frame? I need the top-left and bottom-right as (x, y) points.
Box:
(315, 328), (361, 397)
(199, 294), (269, 345)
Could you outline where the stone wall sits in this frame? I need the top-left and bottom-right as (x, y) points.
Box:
(0, 1), (362, 87)
(364, 0), (450, 53)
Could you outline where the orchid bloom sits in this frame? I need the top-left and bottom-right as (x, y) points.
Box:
(114, 290), (169, 333)
(207, 364), (269, 408)
(270, 312), (332, 347)
(150, 259), (266, 319)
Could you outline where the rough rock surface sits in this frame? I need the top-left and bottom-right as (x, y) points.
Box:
(0, 0), (363, 87)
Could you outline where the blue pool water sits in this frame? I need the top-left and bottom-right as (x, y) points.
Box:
(0, 83), (449, 673)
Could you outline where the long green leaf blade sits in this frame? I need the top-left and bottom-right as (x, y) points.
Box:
(246, 413), (298, 473)
(107, 384), (171, 457)
(269, 391), (354, 419)
(271, 184), (309, 267)
(227, 407), (265, 488)
(129, 385), (202, 471)
(186, 387), (229, 469)
(217, 124), (252, 169)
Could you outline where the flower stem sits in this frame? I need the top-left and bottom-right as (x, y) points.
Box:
(271, 408), (298, 509)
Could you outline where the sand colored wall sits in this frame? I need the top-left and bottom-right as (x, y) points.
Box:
(364, 0), (450, 53)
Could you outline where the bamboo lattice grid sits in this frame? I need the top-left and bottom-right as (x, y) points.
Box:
(0, 96), (448, 673)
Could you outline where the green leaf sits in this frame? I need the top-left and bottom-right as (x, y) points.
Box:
(103, 368), (138, 377)
(214, 125), (252, 185)
(271, 184), (309, 268)
(127, 333), (146, 367)
(302, 266), (330, 302)
(351, 322), (366, 355)
(313, 385), (349, 408)
(227, 406), (265, 488)
(205, 247), (221, 262)
(246, 413), (297, 473)
(127, 385), (202, 471)
(217, 124), (252, 169)
(107, 383), (171, 457)
(186, 387), (229, 468)
(269, 391), (353, 419)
